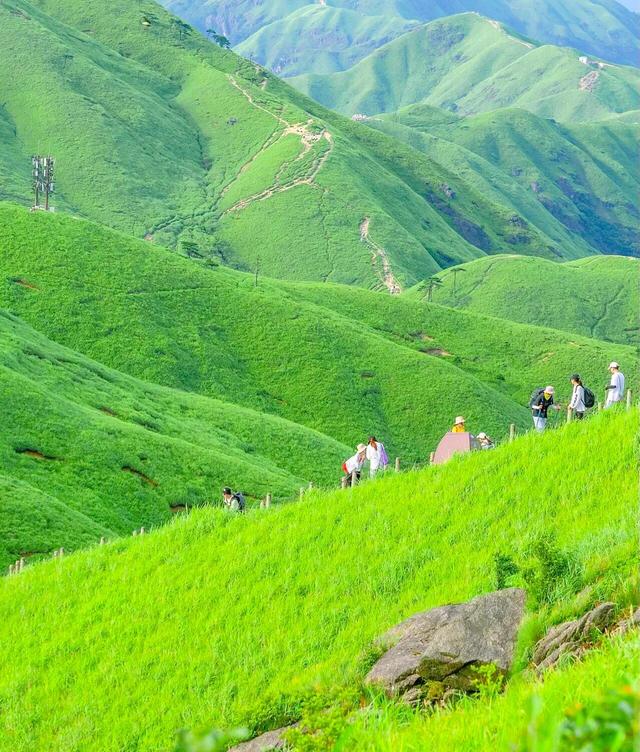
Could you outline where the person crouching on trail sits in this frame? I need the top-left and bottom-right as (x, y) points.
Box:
(222, 487), (245, 512)
(451, 416), (466, 433)
(366, 435), (389, 478)
(477, 432), (494, 449)
(531, 386), (561, 432)
(342, 444), (367, 487)
(605, 361), (625, 408)
(568, 374), (586, 420)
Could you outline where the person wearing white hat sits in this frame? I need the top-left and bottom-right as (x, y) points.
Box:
(531, 386), (561, 432)
(451, 416), (466, 433)
(605, 362), (625, 408)
(342, 443), (367, 486)
(477, 432), (494, 450)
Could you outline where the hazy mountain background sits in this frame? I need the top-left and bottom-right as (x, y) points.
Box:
(163, 0), (640, 70)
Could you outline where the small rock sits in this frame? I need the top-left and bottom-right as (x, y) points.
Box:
(230, 728), (289, 752)
(365, 588), (526, 703)
(533, 602), (616, 671)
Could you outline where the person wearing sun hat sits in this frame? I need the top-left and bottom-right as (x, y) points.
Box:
(605, 361), (625, 408)
(531, 385), (561, 432)
(477, 432), (495, 449)
(451, 416), (466, 433)
(342, 443), (367, 487)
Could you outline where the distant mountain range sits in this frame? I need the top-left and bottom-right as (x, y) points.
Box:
(163, 0), (640, 70)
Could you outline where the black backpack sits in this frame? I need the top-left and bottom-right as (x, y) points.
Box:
(529, 387), (545, 408)
(234, 492), (246, 512)
(583, 386), (595, 409)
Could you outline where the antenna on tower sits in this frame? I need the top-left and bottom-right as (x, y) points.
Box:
(31, 155), (55, 212)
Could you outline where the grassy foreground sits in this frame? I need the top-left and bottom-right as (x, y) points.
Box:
(0, 410), (636, 751)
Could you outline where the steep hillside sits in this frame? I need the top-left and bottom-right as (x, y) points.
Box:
(0, 411), (636, 751)
(163, 0), (640, 68)
(235, 5), (419, 77)
(370, 106), (640, 256)
(0, 309), (351, 569)
(2, 205), (635, 463)
(406, 255), (640, 345)
(1, 0), (637, 288)
(292, 14), (640, 121)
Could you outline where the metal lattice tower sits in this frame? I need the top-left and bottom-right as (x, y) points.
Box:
(32, 155), (55, 211)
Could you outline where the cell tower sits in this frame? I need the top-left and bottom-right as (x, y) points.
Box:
(31, 155), (55, 211)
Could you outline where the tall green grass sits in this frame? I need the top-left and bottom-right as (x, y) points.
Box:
(0, 410), (635, 751)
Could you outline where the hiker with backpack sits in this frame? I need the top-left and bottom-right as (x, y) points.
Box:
(366, 436), (389, 478)
(530, 386), (561, 432)
(222, 487), (246, 512)
(605, 361), (625, 408)
(342, 444), (367, 487)
(568, 374), (595, 420)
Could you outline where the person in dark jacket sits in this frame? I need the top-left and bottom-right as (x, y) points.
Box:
(532, 386), (561, 432)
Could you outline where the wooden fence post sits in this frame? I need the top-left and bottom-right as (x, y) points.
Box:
(266, 493), (272, 508)
(132, 530), (137, 537)
(429, 452), (435, 465)
(395, 457), (401, 473)
(299, 487), (305, 500)
(627, 389), (632, 410)
(58, 549), (63, 559)
(509, 424), (516, 443)
(140, 527), (145, 536)
(100, 537), (106, 545)
(566, 407), (572, 424)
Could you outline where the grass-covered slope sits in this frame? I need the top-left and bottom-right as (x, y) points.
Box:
(164, 0), (640, 68)
(234, 5), (419, 77)
(371, 106), (640, 257)
(0, 0), (634, 286)
(292, 14), (640, 121)
(2, 204), (636, 463)
(0, 0), (583, 288)
(0, 309), (352, 569)
(406, 255), (640, 345)
(0, 410), (636, 751)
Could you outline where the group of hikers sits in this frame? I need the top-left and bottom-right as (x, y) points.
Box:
(222, 362), (627, 509)
(530, 361), (625, 432)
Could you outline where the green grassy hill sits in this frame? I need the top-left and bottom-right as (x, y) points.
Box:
(2, 204), (635, 464)
(0, 308), (352, 569)
(234, 5), (419, 77)
(163, 0), (640, 68)
(291, 14), (640, 121)
(0, 410), (636, 751)
(0, 0), (636, 290)
(406, 255), (640, 345)
(370, 106), (639, 256)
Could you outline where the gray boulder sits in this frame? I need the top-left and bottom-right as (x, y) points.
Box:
(365, 588), (526, 703)
(533, 602), (616, 671)
(229, 728), (289, 752)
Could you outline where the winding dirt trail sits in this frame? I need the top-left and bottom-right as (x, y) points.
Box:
(223, 76), (334, 214)
(360, 217), (402, 295)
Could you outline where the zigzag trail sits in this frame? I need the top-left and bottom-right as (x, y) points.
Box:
(222, 75), (334, 214)
(360, 217), (402, 295)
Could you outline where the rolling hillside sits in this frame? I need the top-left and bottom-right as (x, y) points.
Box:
(0, 0), (637, 292)
(292, 14), (640, 121)
(406, 255), (640, 345)
(0, 410), (636, 751)
(234, 5), (419, 77)
(0, 308), (354, 569)
(163, 0), (640, 68)
(2, 204), (635, 460)
(370, 106), (640, 256)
